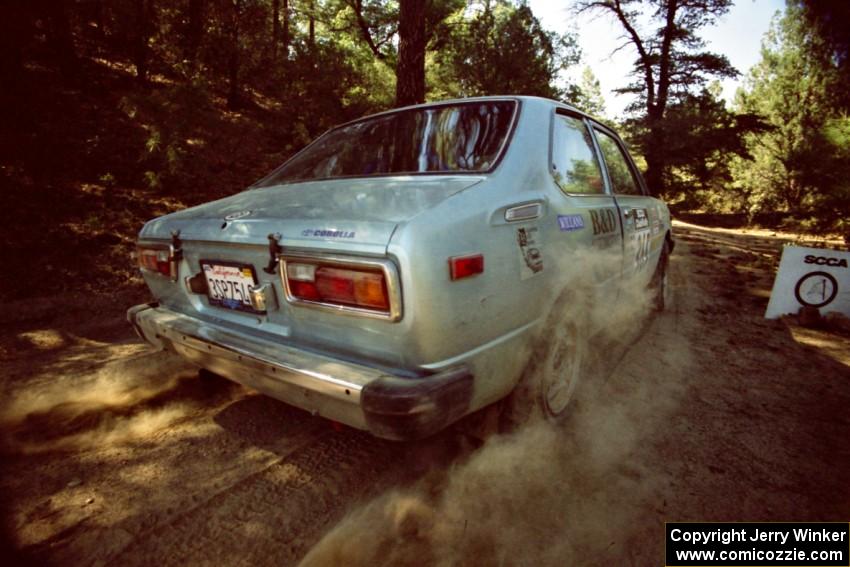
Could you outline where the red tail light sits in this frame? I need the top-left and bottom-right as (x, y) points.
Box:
(137, 246), (176, 279)
(449, 254), (484, 280)
(284, 258), (396, 317)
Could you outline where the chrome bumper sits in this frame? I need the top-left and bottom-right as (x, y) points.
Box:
(127, 304), (473, 440)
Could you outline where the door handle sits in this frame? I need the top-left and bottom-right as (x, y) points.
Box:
(622, 208), (632, 217)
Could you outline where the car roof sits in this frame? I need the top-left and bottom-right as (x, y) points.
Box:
(331, 95), (599, 131)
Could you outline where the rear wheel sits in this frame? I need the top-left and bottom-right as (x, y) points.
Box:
(539, 320), (584, 417)
(502, 291), (587, 430)
(650, 239), (671, 311)
(198, 368), (224, 382)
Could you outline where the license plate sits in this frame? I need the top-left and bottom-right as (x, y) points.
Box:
(200, 261), (263, 313)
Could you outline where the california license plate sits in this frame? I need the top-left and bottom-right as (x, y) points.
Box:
(200, 261), (263, 313)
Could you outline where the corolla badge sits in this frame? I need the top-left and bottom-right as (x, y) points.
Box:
(224, 210), (253, 221)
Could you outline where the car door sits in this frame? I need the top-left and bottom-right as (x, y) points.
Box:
(590, 123), (658, 286)
(547, 109), (623, 288)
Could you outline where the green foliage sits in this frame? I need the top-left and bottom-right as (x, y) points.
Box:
(580, 0), (744, 197)
(3, 0), (591, 301)
(793, 0), (850, 113)
(326, 0), (400, 62)
(812, 118), (850, 231)
(655, 86), (768, 207)
(593, 0), (739, 110)
(429, 0), (580, 99)
(730, 5), (850, 233)
(99, 173), (117, 188)
(119, 79), (215, 189)
(553, 158), (603, 194)
(573, 67), (606, 118)
(13, 0), (582, 157)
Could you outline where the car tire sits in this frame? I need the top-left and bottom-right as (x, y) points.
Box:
(501, 290), (587, 430)
(650, 239), (671, 312)
(198, 368), (224, 381)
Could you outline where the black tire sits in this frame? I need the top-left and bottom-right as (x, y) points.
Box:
(198, 368), (224, 381)
(501, 290), (587, 430)
(650, 239), (670, 312)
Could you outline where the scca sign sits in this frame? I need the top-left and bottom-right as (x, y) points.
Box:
(766, 245), (850, 318)
(804, 255), (848, 268)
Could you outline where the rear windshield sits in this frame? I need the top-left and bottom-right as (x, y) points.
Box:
(257, 100), (516, 185)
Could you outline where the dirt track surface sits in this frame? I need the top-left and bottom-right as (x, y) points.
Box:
(2, 221), (849, 566)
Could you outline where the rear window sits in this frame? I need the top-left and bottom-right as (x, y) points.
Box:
(593, 128), (643, 195)
(258, 101), (516, 185)
(551, 114), (605, 194)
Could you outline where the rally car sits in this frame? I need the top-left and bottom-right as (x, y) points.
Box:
(127, 96), (673, 440)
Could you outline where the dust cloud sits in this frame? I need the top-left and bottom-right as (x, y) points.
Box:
(0, 351), (201, 454)
(299, 246), (688, 567)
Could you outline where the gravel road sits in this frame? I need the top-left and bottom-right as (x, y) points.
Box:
(2, 222), (849, 566)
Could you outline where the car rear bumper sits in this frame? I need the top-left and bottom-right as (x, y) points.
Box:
(127, 303), (473, 440)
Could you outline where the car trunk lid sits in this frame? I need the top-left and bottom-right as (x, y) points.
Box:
(140, 175), (484, 254)
(137, 175), (485, 364)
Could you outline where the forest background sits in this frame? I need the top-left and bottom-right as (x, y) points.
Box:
(1, 0), (847, 302)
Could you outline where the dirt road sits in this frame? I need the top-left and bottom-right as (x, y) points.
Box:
(2, 221), (849, 566)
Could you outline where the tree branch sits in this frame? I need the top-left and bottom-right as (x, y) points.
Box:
(349, 0), (387, 60)
(656, 0), (678, 116)
(582, 0), (656, 112)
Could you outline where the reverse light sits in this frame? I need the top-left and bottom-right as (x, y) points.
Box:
(137, 245), (177, 280)
(286, 262), (317, 282)
(283, 258), (398, 319)
(449, 254), (484, 280)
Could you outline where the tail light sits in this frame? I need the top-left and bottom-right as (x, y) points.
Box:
(137, 245), (178, 280)
(282, 255), (401, 321)
(449, 254), (484, 280)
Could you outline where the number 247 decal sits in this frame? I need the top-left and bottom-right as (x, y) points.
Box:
(635, 232), (651, 269)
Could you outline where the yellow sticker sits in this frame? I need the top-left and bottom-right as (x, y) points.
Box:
(242, 268), (252, 278)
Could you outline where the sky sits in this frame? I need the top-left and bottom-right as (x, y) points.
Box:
(527, 0), (787, 116)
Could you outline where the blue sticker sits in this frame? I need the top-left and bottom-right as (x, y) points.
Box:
(557, 214), (585, 232)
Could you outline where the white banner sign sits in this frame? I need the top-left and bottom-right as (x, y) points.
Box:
(765, 245), (850, 319)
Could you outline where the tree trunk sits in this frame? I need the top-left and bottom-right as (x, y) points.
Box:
(655, 0), (677, 116)
(352, 0), (386, 59)
(184, 0), (203, 71)
(227, 0), (242, 109)
(281, 0), (290, 58)
(272, 0), (280, 62)
(45, 0), (78, 77)
(133, 0), (153, 85)
(643, 141), (664, 197)
(639, 1), (679, 198)
(308, 0), (315, 48)
(90, 0), (105, 38)
(0, 0), (30, 85)
(396, 0), (427, 107)
(643, 103), (665, 196)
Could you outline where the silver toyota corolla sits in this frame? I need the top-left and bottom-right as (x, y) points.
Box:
(127, 96), (673, 440)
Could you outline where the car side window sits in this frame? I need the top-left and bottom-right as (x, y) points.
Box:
(593, 128), (643, 196)
(551, 114), (605, 194)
